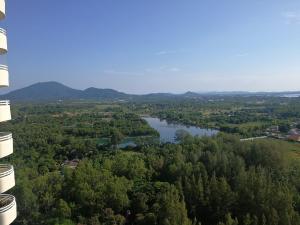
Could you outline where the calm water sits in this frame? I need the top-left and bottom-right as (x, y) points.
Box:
(143, 117), (218, 143)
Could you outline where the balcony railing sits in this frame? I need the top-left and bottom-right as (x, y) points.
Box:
(0, 195), (17, 225)
(0, 165), (14, 193)
(0, 101), (11, 122)
(0, 133), (13, 158)
(0, 28), (7, 54)
(0, 0), (5, 21)
(0, 65), (8, 87)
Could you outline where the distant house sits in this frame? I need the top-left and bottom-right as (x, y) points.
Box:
(268, 125), (279, 133)
(288, 134), (300, 142)
(288, 128), (300, 135)
(62, 159), (80, 169)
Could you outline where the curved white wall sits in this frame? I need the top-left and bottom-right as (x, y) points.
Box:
(0, 133), (13, 159)
(0, 1), (16, 225)
(0, 65), (8, 87)
(0, 0), (5, 21)
(0, 165), (14, 193)
(0, 195), (17, 225)
(0, 101), (10, 122)
(0, 29), (7, 55)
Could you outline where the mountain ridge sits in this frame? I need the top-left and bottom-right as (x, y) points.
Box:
(1, 81), (130, 101)
(1, 81), (300, 101)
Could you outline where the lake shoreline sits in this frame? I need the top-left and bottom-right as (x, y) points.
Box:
(142, 116), (219, 143)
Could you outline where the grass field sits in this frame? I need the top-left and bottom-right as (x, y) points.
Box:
(255, 138), (300, 160)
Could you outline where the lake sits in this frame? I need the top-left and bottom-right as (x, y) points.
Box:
(143, 117), (218, 143)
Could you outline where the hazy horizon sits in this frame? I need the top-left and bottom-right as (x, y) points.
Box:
(4, 0), (300, 94)
(1, 81), (300, 96)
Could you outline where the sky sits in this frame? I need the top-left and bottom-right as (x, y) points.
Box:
(2, 0), (300, 94)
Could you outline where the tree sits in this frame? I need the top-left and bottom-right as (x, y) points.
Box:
(155, 183), (192, 225)
(111, 129), (124, 147)
(56, 199), (72, 219)
(218, 214), (238, 225)
(175, 129), (192, 142)
(279, 124), (290, 133)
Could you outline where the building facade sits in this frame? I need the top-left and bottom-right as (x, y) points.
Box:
(0, 0), (17, 224)
(288, 134), (300, 142)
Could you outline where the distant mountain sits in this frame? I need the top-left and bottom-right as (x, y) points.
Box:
(198, 91), (300, 97)
(1, 81), (300, 102)
(1, 82), (82, 101)
(83, 87), (131, 100)
(1, 82), (131, 101)
(182, 91), (204, 99)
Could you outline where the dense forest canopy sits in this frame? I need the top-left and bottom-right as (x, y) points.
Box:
(2, 99), (300, 225)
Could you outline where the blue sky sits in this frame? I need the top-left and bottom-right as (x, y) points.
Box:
(3, 0), (300, 93)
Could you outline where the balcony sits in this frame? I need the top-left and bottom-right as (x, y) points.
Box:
(0, 101), (10, 122)
(0, 65), (8, 87)
(0, 0), (5, 21)
(0, 28), (7, 54)
(0, 133), (13, 159)
(0, 195), (17, 225)
(0, 165), (14, 193)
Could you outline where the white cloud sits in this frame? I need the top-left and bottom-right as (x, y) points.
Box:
(236, 53), (249, 57)
(104, 66), (180, 77)
(168, 67), (180, 72)
(282, 11), (300, 24)
(155, 48), (190, 56)
(145, 66), (180, 73)
(103, 69), (143, 76)
(155, 50), (177, 56)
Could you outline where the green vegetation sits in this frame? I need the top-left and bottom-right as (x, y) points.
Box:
(258, 139), (300, 160)
(2, 99), (300, 225)
(127, 96), (300, 138)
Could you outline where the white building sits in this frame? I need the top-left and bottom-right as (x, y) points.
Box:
(0, 1), (17, 224)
